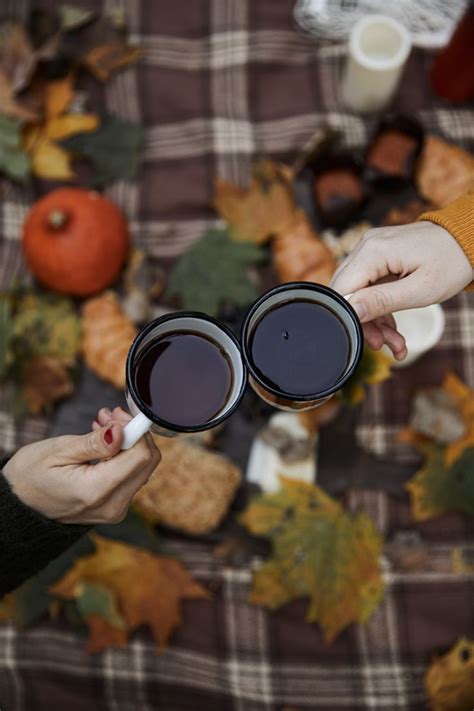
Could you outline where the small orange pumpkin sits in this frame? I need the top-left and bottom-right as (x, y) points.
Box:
(22, 188), (130, 297)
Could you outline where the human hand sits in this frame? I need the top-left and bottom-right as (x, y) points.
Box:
(330, 221), (473, 360)
(3, 407), (161, 524)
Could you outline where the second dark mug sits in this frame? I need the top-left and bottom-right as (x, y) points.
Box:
(241, 282), (363, 411)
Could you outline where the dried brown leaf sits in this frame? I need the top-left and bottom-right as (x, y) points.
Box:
(23, 355), (74, 414)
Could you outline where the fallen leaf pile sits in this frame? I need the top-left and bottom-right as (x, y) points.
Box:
(165, 228), (265, 316)
(401, 374), (474, 521)
(0, 8), (143, 184)
(425, 637), (474, 711)
(239, 477), (384, 642)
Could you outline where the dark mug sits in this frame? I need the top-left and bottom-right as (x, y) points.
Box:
(240, 282), (363, 412)
(122, 312), (247, 449)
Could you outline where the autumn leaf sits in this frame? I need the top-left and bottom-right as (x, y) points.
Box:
(60, 113), (144, 186)
(0, 116), (30, 181)
(0, 512), (162, 630)
(23, 355), (74, 414)
(74, 582), (127, 653)
(239, 477), (384, 643)
(340, 346), (393, 405)
(399, 373), (474, 467)
(60, 5), (97, 32)
(165, 228), (265, 316)
(12, 293), (81, 366)
(406, 445), (474, 522)
(214, 160), (298, 244)
(443, 373), (474, 467)
(78, 11), (143, 82)
(0, 20), (40, 122)
(23, 75), (98, 180)
(50, 534), (209, 651)
(425, 637), (474, 711)
(272, 209), (337, 285)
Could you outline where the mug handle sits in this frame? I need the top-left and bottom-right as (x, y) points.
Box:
(122, 412), (153, 450)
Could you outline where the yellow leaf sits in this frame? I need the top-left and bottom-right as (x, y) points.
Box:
(443, 373), (474, 467)
(44, 75), (75, 120)
(405, 445), (474, 522)
(214, 160), (298, 244)
(50, 534), (209, 651)
(340, 347), (393, 406)
(46, 114), (98, 141)
(240, 477), (384, 643)
(22, 76), (99, 180)
(425, 637), (474, 710)
(400, 373), (474, 467)
(27, 134), (74, 179)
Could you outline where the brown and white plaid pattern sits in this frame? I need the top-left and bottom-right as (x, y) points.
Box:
(1, 0), (474, 708)
(2, 490), (474, 711)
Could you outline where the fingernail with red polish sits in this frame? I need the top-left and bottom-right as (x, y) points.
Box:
(104, 427), (113, 445)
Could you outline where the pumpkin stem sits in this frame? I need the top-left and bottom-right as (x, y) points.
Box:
(47, 210), (70, 231)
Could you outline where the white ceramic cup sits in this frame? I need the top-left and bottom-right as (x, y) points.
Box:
(384, 304), (445, 368)
(341, 14), (412, 113)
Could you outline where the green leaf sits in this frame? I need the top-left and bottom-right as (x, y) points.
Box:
(165, 228), (266, 316)
(75, 582), (125, 630)
(60, 4), (96, 31)
(0, 115), (30, 181)
(240, 477), (384, 643)
(60, 113), (144, 186)
(0, 295), (12, 380)
(406, 445), (474, 521)
(12, 293), (81, 366)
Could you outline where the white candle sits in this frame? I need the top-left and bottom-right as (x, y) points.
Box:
(341, 14), (412, 113)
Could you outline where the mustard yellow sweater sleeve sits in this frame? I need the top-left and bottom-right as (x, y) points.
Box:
(418, 191), (474, 269)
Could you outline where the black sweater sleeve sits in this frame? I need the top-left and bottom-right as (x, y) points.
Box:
(0, 463), (89, 597)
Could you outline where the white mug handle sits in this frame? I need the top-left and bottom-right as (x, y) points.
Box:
(122, 412), (153, 450)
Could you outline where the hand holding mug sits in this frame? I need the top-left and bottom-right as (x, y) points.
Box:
(3, 408), (160, 524)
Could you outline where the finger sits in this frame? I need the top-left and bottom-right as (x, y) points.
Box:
(377, 323), (407, 360)
(86, 432), (160, 491)
(111, 406), (133, 424)
(362, 322), (385, 350)
(348, 272), (426, 323)
(96, 408), (112, 426)
(92, 420), (101, 431)
(56, 423), (124, 465)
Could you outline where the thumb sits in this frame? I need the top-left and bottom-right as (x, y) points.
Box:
(63, 423), (124, 463)
(349, 274), (423, 323)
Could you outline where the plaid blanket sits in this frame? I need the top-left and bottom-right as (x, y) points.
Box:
(1, 0), (474, 709)
(1, 491), (474, 711)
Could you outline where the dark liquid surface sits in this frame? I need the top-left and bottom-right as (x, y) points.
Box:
(135, 332), (233, 428)
(250, 300), (350, 396)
